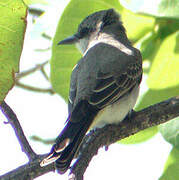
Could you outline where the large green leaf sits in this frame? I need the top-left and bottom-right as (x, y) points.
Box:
(0, 0), (27, 103)
(138, 18), (179, 74)
(156, 18), (179, 40)
(159, 148), (179, 180)
(135, 88), (179, 111)
(50, 0), (154, 100)
(23, 0), (47, 5)
(120, 0), (179, 18)
(158, 0), (179, 18)
(137, 32), (162, 74)
(147, 31), (179, 89)
(50, 0), (122, 100)
(122, 9), (154, 43)
(159, 118), (179, 148)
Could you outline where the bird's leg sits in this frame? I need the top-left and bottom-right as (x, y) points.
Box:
(124, 109), (137, 122)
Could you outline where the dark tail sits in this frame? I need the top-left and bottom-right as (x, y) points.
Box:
(40, 100), (98, 174)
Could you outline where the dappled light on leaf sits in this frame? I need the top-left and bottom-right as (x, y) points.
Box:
(159, 148), (179, 180)
(147, 32), (179, 89)
(159, 118), (179, 148)
(0, 0), (27, 102)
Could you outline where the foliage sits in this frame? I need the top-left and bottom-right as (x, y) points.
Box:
(0, 0), (27, 102)
(0, 0), (179, 179)
(159, 148), (179, 180)
(50, 0), (179, 178)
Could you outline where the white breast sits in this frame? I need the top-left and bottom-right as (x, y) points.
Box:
(90, 85), (139, 129)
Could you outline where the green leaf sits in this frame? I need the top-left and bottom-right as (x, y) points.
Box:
(122, 9), (154, 42)
(120, 127), (158, 144)
(156, 18), (179, 40)
(159, 118), (179, 148)
(50, 0), (123, 100)
(136, 88), (179, 112)
(23, 0), (48, 5)
(147, 31), (179, 89)
(0, 0), (27, 103)
(139, 32), (161, 60)
(138, 18), (179, 75)
(50, 0), (154, 100)
(137, 32), (162, 74)
(159, 148), (179, 180)
(158, 0), (179, 18)
(120, 0), (179, 18)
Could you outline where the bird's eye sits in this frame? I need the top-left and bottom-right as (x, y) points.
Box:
(80, 27), (89, 37)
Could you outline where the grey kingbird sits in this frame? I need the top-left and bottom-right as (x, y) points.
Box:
(40, 9), (143, 174)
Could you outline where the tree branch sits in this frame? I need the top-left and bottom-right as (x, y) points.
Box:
(0, 154), (55, 180)
(0, 101), (37, 161)
(70, 96), (179, 179)
(0, 96), (179, 180)
(0, 101), (55, 180)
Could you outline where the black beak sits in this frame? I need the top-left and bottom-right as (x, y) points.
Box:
(58, 34), (79, 45)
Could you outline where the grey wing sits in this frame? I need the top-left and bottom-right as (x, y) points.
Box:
(89, 62), (142, 109)
(68, 64), (78, 114)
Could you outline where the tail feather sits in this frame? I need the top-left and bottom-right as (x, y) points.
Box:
(56, 123), (87, 174)
(40, 100), (98, 174)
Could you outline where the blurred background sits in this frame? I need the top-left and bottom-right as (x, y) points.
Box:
(0, 0), (179, 179)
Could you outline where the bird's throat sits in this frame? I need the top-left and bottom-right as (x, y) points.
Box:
(83, 32), (133, 56)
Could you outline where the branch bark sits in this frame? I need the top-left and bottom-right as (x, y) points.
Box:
(0, 101), (55, 180)
(0, 155), (55, 180)
(0, 96), (179, 180)
(0, 101), (37, 161)
(70, 96), (179, 179)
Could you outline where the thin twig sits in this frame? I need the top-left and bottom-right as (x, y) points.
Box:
(34, 47), (51, 52)
(15, 81), (55, 94)
(28, 7), (44, 17)
(30, 135), (55, 145)
(14, 61), (55, 94)
(15, 61), (48, 80)
(41, 33), (52, 40)
(0, 101), (37, 161)
(40, 66), (49, 81)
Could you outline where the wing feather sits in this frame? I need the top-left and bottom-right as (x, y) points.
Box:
(93, 76), (115, 92)
(89, 62), (142, 109)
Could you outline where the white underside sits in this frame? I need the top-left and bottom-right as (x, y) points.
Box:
(76, 32), (133, 56)
(90, 85), (139, 129)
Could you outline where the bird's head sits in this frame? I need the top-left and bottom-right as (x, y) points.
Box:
(58, 9), (125, 54)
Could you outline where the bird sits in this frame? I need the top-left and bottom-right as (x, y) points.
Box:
(40, 8), (143, 174)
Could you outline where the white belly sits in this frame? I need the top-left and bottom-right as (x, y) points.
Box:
(90, 85), (139, 129)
